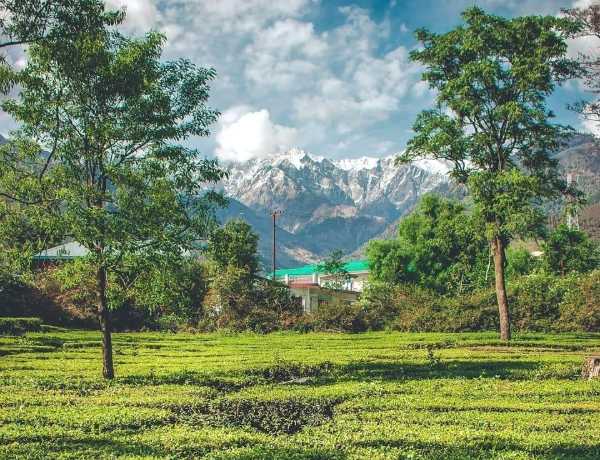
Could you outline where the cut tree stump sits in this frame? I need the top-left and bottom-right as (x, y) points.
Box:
(581, 356), (600, 380)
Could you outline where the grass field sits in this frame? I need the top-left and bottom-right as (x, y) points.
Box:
(1, 330), (600, 459)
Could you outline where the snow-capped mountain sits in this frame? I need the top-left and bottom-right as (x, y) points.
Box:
(217, 148), (456, 268)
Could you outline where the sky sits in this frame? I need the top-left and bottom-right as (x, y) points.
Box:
(2, 0), (599, 161)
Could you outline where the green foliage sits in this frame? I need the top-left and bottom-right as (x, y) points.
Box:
(317, 250), (351, 289)
(249, 359), (335, 383)
(204, 220), (301, 332)
(379, 284), (500, 333)
(509, 272), (568, 332)
(367, 194), (489, 294)
(1, 330), (600, 458)
(558, 270), (600, 332)
(505, 247), (539, 279)
(542, 224), (600, 275)
(359, 270), (600, 334)
(401, 7), (582, 241)
(118, 254), (207, 327)
(34, 256), (207, 331)
(203, 266), (301, 333)
(357, 280), (403, 330)
(176, 396), (339, 435)
(0, 317), (42, 335)
(0, 0), (123, 92)
(207, 220), (260, 277)
(302, 299), (368, 333)
(1, 31), (228, 269)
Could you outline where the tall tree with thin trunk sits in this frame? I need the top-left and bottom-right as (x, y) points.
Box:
(0, 29), (227, 378)
(399, 7), (582, 340)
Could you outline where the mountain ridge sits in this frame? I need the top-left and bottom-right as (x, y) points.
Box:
(217, 149), (453, 267)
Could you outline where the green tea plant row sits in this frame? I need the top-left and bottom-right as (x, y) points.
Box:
(1, 331), (599, 459)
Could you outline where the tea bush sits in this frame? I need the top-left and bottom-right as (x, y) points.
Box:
(0, 317), (42, 335)
(1, 331), (600, 459)
(175, 396), (340, 434)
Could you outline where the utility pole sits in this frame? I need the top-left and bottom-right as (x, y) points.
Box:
(566, 173), (580, 230)
(271, 209), (283, 280)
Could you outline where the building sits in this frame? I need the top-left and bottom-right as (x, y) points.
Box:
(274, 260), (369, 313)
(32, 241), (89, 266)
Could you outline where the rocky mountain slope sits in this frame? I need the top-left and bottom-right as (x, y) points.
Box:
(218, 149), (454, 268)
(218, 136), (600, 268)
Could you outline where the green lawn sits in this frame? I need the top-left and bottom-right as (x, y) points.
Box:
(1, 330), (600, 459)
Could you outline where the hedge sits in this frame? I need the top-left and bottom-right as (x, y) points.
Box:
(0, 317), (43, 335)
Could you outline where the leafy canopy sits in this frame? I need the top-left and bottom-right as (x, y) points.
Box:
(317, 250), (351, 290)
(399, 7), (582, 243)
(542, 224), (600, 276)
(367, 194), (489, 294)
(206, 220), (260, 278)
(0, 28), (227, 274)
(0, 0), (123, 92)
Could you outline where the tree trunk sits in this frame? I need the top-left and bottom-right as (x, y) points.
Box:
(492, 236), (511, 341)
(97, 265), (114, 379)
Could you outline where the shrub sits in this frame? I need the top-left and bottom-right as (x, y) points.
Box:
(557, 270), (600, 332)
(0, 317), (42, 335)
(365, 270), (600, 334)
(247, 359), (335, 383)
(542, 224), (600, 275)
(202, 272), (302, 333)
(388, 286), (498, 333)
(508, 272), (565, 331)
(305, 299), (368, 333)
(359, 280), (401, 330)
(175, 396), (340, 434)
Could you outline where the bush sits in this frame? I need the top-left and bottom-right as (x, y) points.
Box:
(557, 270), (600, 332)
(175, 396), (340, 434)
(360, 270), (600, 334)
(358, 281), (402, 330)
(387, 285), (498, 333)
(508, 272), (565, 331)
(0, 317), (42, 335)
(304, 299), (368, 333)
(202, 271), (302, 333)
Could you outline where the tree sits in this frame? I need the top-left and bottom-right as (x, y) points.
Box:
(367, 194), (488, 293)
(542, 224), (599, 275)
(317, 250), (352, 290)
(366, 239), (413, 285)
(204, 220), (260, 326)
(399, 8), (582, 340)
(203, 219), (301, 332)
(0, 0), (123, 92)
(206, 220), (260, 278)
(0, 29), (227, 378)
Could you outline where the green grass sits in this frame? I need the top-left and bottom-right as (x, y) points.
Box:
(1, 330), (600, 459)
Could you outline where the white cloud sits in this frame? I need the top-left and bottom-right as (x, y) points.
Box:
(106, 0), (159, 34)
(96, 2), (429, 157)
(580, 114), (600, 136)
(240, 6), (425, 139)
(572, 0), (597, 8)
(215, 107), (298, 162)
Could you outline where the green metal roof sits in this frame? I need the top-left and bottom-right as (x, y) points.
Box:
(274, 259), (369, 277)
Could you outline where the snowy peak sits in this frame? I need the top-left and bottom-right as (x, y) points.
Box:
(226, 148), (450, 176)
(333, 156), (382, 171)
(273, 148), (324, 168)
